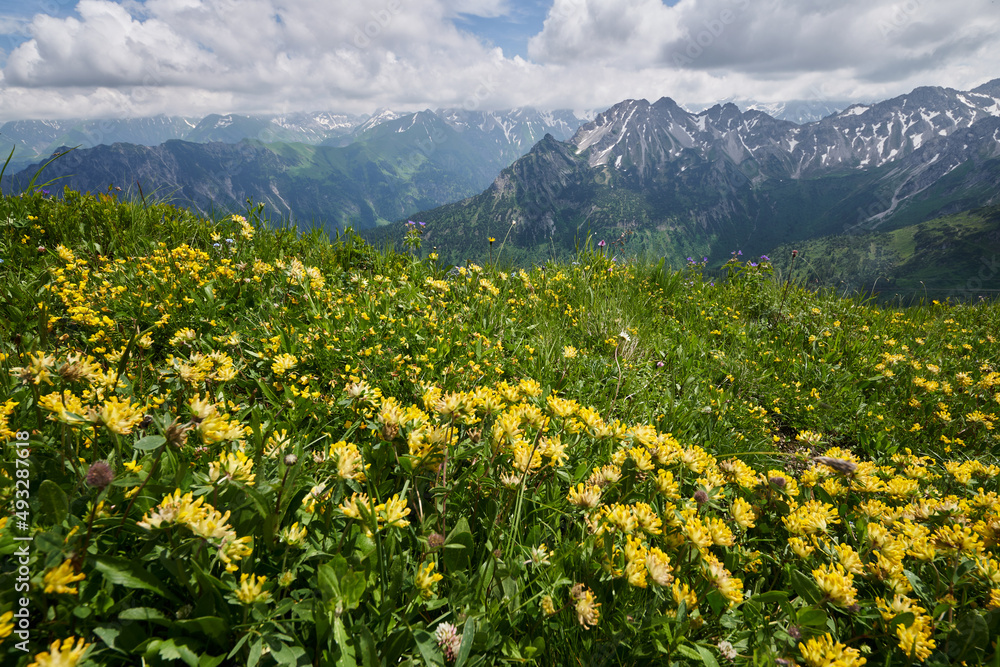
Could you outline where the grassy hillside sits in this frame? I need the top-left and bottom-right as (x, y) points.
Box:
(770, 205), (1000, 302)
(2, 190), (1000, 666)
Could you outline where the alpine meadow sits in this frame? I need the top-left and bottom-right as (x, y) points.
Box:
(3, 0), (1000, 666)
(1, 184), (999, 666)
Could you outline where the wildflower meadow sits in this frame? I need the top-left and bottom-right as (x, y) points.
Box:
(2, 188), (1000, 666)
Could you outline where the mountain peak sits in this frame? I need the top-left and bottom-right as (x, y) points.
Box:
(972, 78), (1000, 97)
(652, 97), (685, 112)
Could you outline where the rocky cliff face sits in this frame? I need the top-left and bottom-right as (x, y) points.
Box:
(570, 81), (1000, 181)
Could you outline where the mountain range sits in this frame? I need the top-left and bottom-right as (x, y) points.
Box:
(4, 81), (998, 298)
(2, 108), (587, 228)
(0, 100), (846, 172)
(0, 108), (587, 176)
(364, 79), (1000, 287)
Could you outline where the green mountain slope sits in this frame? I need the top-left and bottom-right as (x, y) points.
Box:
(769, 206), (1000, 301)
(365, 117), (1000, 283)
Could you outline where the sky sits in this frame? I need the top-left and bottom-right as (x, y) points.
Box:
(0, 0), (998, 121)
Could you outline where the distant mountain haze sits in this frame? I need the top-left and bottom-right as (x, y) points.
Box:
(2, 108), (589, 228)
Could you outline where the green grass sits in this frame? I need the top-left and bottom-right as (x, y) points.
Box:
(2, 189), (1000, 666)
(769, 205), (1000, 302)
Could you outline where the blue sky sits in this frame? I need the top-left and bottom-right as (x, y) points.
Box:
(455, 1), (550, 59)
(0, 0), (997, 121)
(456, 0), (683, 59)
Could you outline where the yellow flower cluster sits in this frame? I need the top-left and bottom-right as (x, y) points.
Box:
(414, 561), (443, 599)
(234, 573), (270, 604)
(138, 489), (252, 572)
(190, 396), (248, 444)
(0, 399), (18, 439)
(208, 448), (255, 485)
(328, 440), (367, 481)
(338, 493), (411, 537)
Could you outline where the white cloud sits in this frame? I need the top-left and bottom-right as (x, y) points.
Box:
(442, 0), (511, 17)
(528, 0), (684, 66)
(0, 0), (998, 121)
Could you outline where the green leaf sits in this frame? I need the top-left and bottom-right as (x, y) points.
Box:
(749, 591), (790, 605)
(334, 617), (357, 667)
(133, 435), (166, 451)
(357, 626), (378, 667)
(904, 569), (933, 601)
(318, 562), (340, 603)
(705, 589), (726, 617)
(227, 633), (252, 660)
(949, 612), (989, 662)
(413, 629), (446, 667)
(92, 626), (121, 651)
(243, 485), (271, 520)
(886, 612), (915, 634)
(248, 639), (263, 667)
(120, 607), (170, 624)
(454, 618), (476, 667)
(796, 608), (828, 629)
(175, 617), (228, 645)
(443, 517), (474, 573)
(153, 638), (201, 667)
(94, 556), (181, 603)
(677, 639), (723, 665)
(269, 641), (307, 665)
(694, 643), (722, 667)
(789, 569), (823, 605)
(37, 479), (69, 525)
(318, 557), (365, 613)
(256, 379), (281, 404)
(339, 570), (366, 612)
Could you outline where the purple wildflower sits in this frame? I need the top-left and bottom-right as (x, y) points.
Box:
(86, 461), (114, 490)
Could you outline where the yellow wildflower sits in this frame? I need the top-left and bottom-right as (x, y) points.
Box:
(415, 561), (443, 599)
(732, 497), (756, 529)
(271, 353), (298, 376)
(208, 449), (255, 485)
(27, 637), (91, 667)
(378, 494), (411, 529)
(94, 396), (144, 434)
(813, 562), (858, 607)
(43, 560), (86, 595)
(799, 633), (866, 667)
(567, 483), (602, 509)
(896, 615), (936, 662)
(280, 522), (308, 547)
(235, 573), (271, 604)
(571, 584), (600, 628)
